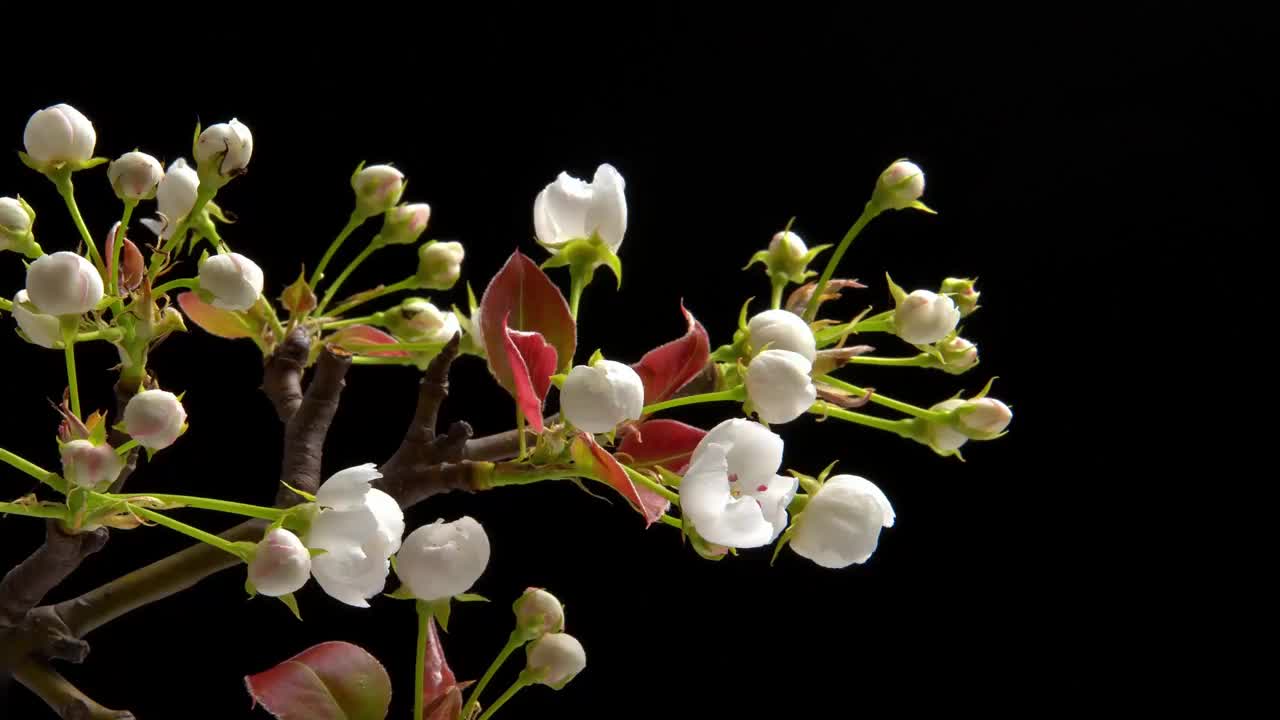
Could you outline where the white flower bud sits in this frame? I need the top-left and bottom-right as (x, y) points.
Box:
(395, 516), (491, 602)
(24, 104), (96, 168)
(384, 298), (461, 344)
(199, 253), (264, 311)
(925, 397), (1013, 452)
(960, 397), (1012, 436)
(526, 633), (587, 689)
(893, 289), (959, 345)
(26, 251), (103, 316)
(514, 588), (565, 637)
(380, 203), (431, 245)
(926, 398), (970, 452)
(533, 163), (627, 252)
(195, 119), (253, 177)
(248, 528), (312, 597)
(11, 291), (61, 348)
(416, 241), (464, 290)
(789, 474), (895, 568)
(122, 389), (187, 450)
(60, 439), (124, 489)
(107, 151), (164, 201)
(747, 309), (816, 363)
(746, 349), (817, 425)
(561, 360), (645, 433)
(141, 159), (201, 240)
(874, 159), (925, 210)
(1, 197), (34, 250)
(769, 230), (807, 264)
(352, 165), (405, 216)
(938, 336), (978, 371)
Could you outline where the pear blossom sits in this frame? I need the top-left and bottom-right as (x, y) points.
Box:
(26, 251), (103, 316)
(395, 516), (490, 602)
(533, 163), (627, 252)
(386, 298), (461, 344)
(107, 151), (164, 201)
(139, 159), (200, 240)
(248, 528), (312, 597)
(514, 588), (565, 637)
(380, 203), (431, 245)
(678, 419), (798, 548)
(925, 397), (1013, 453)
(416, 240), (464, 290)
(769, 230), (807, 265)
(11, 291), (61, 348)
(352, 165), (405, 216)
(560, 359), (645, 433)
(24, 104), (96, 168)
(789, 474), (895, 568)
(874, 159), (926, 210)
(1, 197), (35, 253)
(198, 253), (263, 311)
(307, 464), (405, 608)
(893, 289), (960, 345)
(748, 309), (816, 362)
(60, 439), (124, 489)
(122, 389), (187, 450)
(195, 119), (253, 177)
(746, 349), (817, 424)
(526, 632), (587, 689)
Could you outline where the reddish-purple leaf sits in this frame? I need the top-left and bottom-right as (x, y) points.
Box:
(501, 315), (557, 433)
(632, 303), (711, 405)
(421, 617), (466, 720)
(570, 433), (669, 526)
(245, 641), (392, 720)
(328, 325), (410, 357)
(177, 291), (256, 339)
(480, 251), (576, 394)
(617, 419), (708, 475)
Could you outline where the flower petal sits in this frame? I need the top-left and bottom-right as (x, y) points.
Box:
(316, 463), (381, 510)
(679, 442), (775, 548)
(698, 419), (784, 489)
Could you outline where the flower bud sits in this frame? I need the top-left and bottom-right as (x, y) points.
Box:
(199, 253), (264, 311)
(937, 336), (978, 372)
(11, 290), (61, 348)
(534, 163), (627, 252)
(60, 439), (124, 489)
(26, 251), (103, 316)
(941, 277), (980, 316)
(395, 516), (491, 602)
(959, 397), (1012, 436)
(123, 389), (188, 450)
(416, 241), (464, 290)
(107, 151), (164, 201)
(384, 298), (461, 344)
(872, 159), (925, 210)
(1, 196), (38, 256)
(790, 474), (895, 568)
(747, 309), (816, 363)
(196, 119), (253, 179)
(352, 165), (405, 217)
(514, 588), (565, 637)
(525, 632), (586, 689)
(141, 159), (201, 240)
(746, 349), (817, 424)
(24, 104), (96, 169)
(893, 289), (960, 345)
(925, 399), (970, 453)
(380, 203), (431, 246)
(561, 359), (645, 433)
(769, 230), (807, 266)
(248, 528), (312, 597)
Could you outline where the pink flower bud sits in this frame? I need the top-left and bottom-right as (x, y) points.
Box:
(416, 241), (464, 290)
(514, 588), (565, 637)
(874, 159), (926, 210)
(61, 439), (123, 489)
(123, 389), (187, 450)
(380, 203), (431, 245)
(352, 165), (405, 216)
(248, 528), (312, 597)
(107, 151), (164, 201)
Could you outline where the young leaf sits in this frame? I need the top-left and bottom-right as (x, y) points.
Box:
(244, 641), (392, 720)
(631, 302), (711, 405)
(328, 325), (410, 358)
(480, 250), (576, 392)
(419, 616), (467, 720)
(177, 291), (257, 339)
(570, 433), (669, 527)
(616, 419), (707, 474)
(500, 316), (558, 433)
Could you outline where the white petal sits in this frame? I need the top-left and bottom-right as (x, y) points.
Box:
(533, 187), (563, 248)
(789, 474), (895, 568)
(363, 488), (405, 557)
(311, 545), (383, 608)
(316, 463), (382, 510)
(748, 309), (816, 363)
(749, 473), (799, 538)
(697, 418), (784, 489)
(746, 350), (817, 424)
(396, 516), (491, 601)
(679, 443), (776, 549)
(308, 506), (377, 550)
(542, 172), (593, 242)
(584, 163), (627, 251)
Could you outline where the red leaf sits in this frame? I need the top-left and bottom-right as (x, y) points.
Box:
(480, 251), (576, 395)
(328, 325), (410, 357)
(570, 433), (669, 526)
(617, 419), (708, 475)
(245, 641), (392, 720)
(501, 315), (557, 433)
(632, 303), (711, 405)
(177, 291), (256, 339)
(421, 617), (466, 720)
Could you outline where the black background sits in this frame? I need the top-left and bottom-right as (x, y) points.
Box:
(1, 8), (1245, 719)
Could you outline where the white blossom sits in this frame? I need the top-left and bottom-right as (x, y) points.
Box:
(746, 349), (817, 424)
(789, 474), (895, 568)
(560, 360), (645, 433)
(307, 464), (405, 608)
(395, 516), (490, 602)
(11, 291), (61, 348)
(122, 389), (187, 450)
(533, 164), (627, 252)
(526, 632), (587, 689)
(894, 289), (959, 345)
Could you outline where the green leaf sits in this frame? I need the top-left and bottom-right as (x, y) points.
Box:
(279, 593), (303, 621)
(597, 242), (623, 290)
(770, 526), (796, 567)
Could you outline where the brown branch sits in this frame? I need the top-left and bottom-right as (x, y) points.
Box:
(13, 657), (134, 719)
(261, 327), (312, 423)
(275, 346), (351, 507)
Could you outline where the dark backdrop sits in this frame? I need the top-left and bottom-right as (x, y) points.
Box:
(1, 9), (1239, 719)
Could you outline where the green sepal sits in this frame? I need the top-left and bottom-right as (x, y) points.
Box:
(787, 469), (821, 496)
(587, 348), (604, 366)
(384, 583), (417, 601)
(205, 201), (235, 225)
(430, 597), (452, 632)
(466, 282), (479, 312)
(737, 297), (754, 331)
(972, 376), (999, 400)
(350, 160), (367, 184)
(280, 481), (316, 503)
(279, 592), (303, 621)
(17, 151), (41, 172)
(743, 249), (770, 271)
(230, 540), (258, 563)
(454, 593), (489, 603)
(191, 122), (202, 160)
(909, 200), (937, 215)
(655, 466), (683, 488)
(597, 242), (622, 290)
(885, 272), (907, 306)
(245, 578), (258, 598)
(80, 157), (109, 170)
(307, 548), (328, 558)
(816, 460), (839, 483)
(548, 373), (568, 389)
(770, 525), (796, 567)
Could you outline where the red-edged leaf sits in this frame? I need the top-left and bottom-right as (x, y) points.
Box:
(617, 419), (707, 474)
(632, 302), (711, 405)
(328, 325), (410, 357)
(281, 269), (318, 314)
(480, 251), (576, 394)
(177, 291), (255, 339)
(245, 641), (392, 720)
(570, 433), (669, 526)
(501, 314), (557, 433)
(421, 617), (466, 720)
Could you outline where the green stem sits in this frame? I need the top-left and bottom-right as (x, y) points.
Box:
(321, 313), (384, 330)
(310, 212), (367, 290)
(811, 402), (917, 438)
(0, 501), (68, 520)
(0, 297), (11, 312)
(128, 505), (247, 559)
(114, 439), (140, 456)
(621, 465), (680, 505)
(350, 356), (419, 366)
(316, 241), (381, 315)
(483, 463), (578, 488)
(462, 630), (526, 720)
(152, 277), (198, 296)
(62, 323), (80, 419)
(0, 448), (66, 493)
(414, 601), (430, 720)
(568, 274), (585, 320)
(324, 277), (416, 318)
(845, 353), (932, 368)
(770, 279), (785, 310)
(816, 374), (948, 421)
(852, 317), (894, 333)
(642, 386), (746, 416)
(74, 329), (124, 343)
(476, 675), (532, 720)
(109, 200), (137, 297)
(804, 202), (879, 322)
(659, 513), (682, 528)
(52, 170), (102, 268)
(256, 297), (287, 346)
(341, 341), (446, 354)
(149, 186), (216, 282)
(103, 493), (286, 521)
(517, 411), (527, 459)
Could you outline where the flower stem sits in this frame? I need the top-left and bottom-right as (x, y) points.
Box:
(128, 505), (247, 559)
(414, 601), (430, 720)
(620, 465), (680, 505)
(0, 448), (66, 493)
(114, 439), (140, 456)
(476, 674), (533, 720)
(350, 356), (420, 366)
(516, 411), (528, 460)
(151, 277), (198, 296)
(462, 630), (526, 720)
(770, 279), (785, 310)
(324, 277), (416, 318)
(321, 313), (384, 330)
(61, 322), (81, 419)
(810, 402), (917, 438)
(0, 501), (68, 520)
(804, 201), (878, 322)
(816, 374), (949, 421)
(0, 298), (11, 312)
(568, 272), (586, 320)
(316, 240), (381, 316)
(659, 513), (682, 528)
(75, 329), (124, 343)
(256, 297), (287, 347)
(310, 211), (367, 290)
(105, 492), (286, 521)
(845, 353), (932, 368)
(51, 169), (102, 268)
(642, 386), (746, 416)
(109, 200), (137, 297)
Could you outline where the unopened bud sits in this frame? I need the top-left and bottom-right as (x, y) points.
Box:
(384, 298), (460, 344)
(937, 336), (978, 373)
(872, 159), (926, 211)
(893, 289), (959, 345)
(940, 277), (980, 316)
(61, 439), (124, 489)
(248, 528), (312, 597)
(123, 389), (188, 450)
(380, 203), (431, 246)
(352, 164), (405, 217)
(415, 241), (464, 290)
(525, 632), (586, 689)
(26, 251), (103, 316)
(199, 253), (264, 311)
(195, 119), (253, 179)
(24, 104), (96, 170)
(1, 196), (40, 257)
(107, 151), (164, 201)
(514, 588), (565, 638)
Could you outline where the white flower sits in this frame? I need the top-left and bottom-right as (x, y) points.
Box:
(560, 360), (645, 434)
(387, 298), (461, 344)
(24, 104), (96, 168)
(416, 241), (464, 290)
(26, 251), (103, 316)
(746, 349), (817, 424)
(395, 516), (490, 602)
(141, 159), (201, 240)
(107, 151), (164, 201)
(514, 588), (565, 637)
(381, 203), (431, 245)
(960, 397), (1012, 435)
(307, 464), (405, 608)
(874, 159), (925, 210)
(679, 419), (798, 548)
(11, 291), (61, 348)
(894, 289), (959, 345)
(748, 309), (816, 362)
(198, 253), (263, 311)
(352, 165), (405, 216)
(122, 389), (187, 450)
(1, 197), (33, 250)
(789, 474), (895, 568)
(248, 528), (312, 597)
(533, 163), (627, 252)
(195, 119), (253, 177)
(526, 632), (586, 689)
(60, 439), (124, 489)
